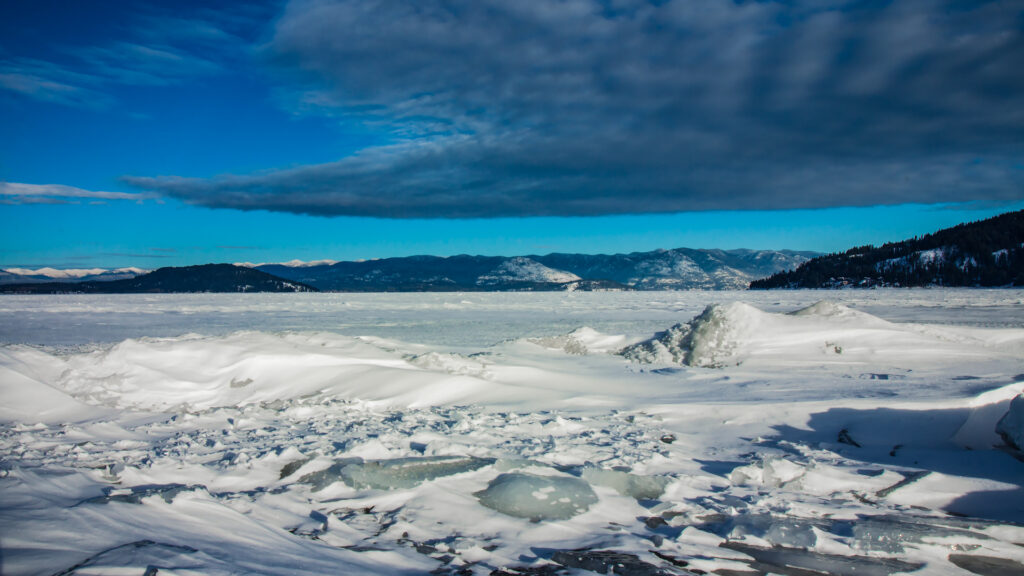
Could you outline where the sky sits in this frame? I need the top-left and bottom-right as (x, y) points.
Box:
(2, 0), (1022, 269)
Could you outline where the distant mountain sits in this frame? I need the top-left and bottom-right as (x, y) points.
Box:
(0, 267), (148, 284)
(750, 210), (1024, 289)
(1, 264), (316, 294)
(256, 248), (817, 291)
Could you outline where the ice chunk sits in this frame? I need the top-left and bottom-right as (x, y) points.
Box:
(475, 473), (598, 521)
(528, 327), (628, 356)
(949, 553), (1024, 576)
(301, 456), (493, 491)
(581, 466), (669, 500)
(621, 303), (762, 367)
(725, 513), (820, 549)
(341, 455), (493, 490)
(729, 457), (806, 488)
(846, 514), (993, 554)
(996, 394), (1024, 450)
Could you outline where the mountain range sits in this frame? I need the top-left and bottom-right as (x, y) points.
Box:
(1, 248), (816, 292)
(751, 210), (1024, 289)
(6, 207), (1021, 293)
(255, 248), (817, 291)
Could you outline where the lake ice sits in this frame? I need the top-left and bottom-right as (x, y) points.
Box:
(1, 289), (1022, 575)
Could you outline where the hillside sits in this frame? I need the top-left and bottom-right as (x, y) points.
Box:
(750, 210), (1024, 289)
(0, 264), (316, 294)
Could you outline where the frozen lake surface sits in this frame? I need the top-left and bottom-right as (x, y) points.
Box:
(2, 288), (1022, 348)
(1, 289), (1023, 575)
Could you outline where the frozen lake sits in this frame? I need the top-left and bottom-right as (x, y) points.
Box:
(2, 288), (1022, 348)
(1, 289), (1023, 575)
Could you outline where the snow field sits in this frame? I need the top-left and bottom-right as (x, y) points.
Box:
(1, 291), (1023, 574)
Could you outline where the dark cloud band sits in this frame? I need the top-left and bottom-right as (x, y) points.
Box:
(129, 0), (1024, 218)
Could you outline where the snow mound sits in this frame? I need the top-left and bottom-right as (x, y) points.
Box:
(789, 300), (873, 321)
(621, 302), (765, 367)
(475, 472), (598, 520)
(527, 327), (628, 355)
(37, 331), (525, 411)
(476, 257), (580, 285)
(997, 394), (1024, 450)
(0, 347), (113, 424)
(953, 382), (1024, 450)
(621, 299), (996, 369)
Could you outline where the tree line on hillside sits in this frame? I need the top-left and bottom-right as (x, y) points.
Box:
(751, 210), (1024, 289)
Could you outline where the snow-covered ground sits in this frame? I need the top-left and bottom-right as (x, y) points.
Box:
(1, 289), (1023, 575)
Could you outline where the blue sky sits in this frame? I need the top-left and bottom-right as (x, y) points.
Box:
(2, 0), (1022, 269)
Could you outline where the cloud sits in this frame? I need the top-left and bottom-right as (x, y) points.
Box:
(0, 182), (157, 204)
(130, 0), (1024, 216)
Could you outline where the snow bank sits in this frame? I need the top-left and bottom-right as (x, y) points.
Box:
(997, 394), (1024, 450)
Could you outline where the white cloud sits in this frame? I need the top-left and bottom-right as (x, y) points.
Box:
(0, 182), (157, 203)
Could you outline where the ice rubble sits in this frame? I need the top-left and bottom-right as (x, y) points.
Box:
(475, 472), (598, 520)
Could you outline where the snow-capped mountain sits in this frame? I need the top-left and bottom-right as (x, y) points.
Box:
(0, 267), (148, 284)
(476, 257), (581, 285)
(1, 264), (316, 294)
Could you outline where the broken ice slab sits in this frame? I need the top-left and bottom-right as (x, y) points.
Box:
(845, 514), (993, 554)
(726, 513), (820, 549)
(698, 510), (996, 557)
(996, 393), (1024, 450)
(76, 483), (198, 506)
(475, 472), (598, 521)
(949, 553), (1024, 576)
(550, 549), (679, 575)
(299, 455), (494, 491)
(720, 541), (924, 576)
(581, 466), (670, 500)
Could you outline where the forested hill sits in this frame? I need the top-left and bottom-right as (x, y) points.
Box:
(0, 264), (317, 294)
(750, 210), (1024, 289)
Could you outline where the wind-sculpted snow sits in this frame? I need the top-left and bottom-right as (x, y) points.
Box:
(997, 394), (1024, 450)
(1, 292), (1024, 574)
